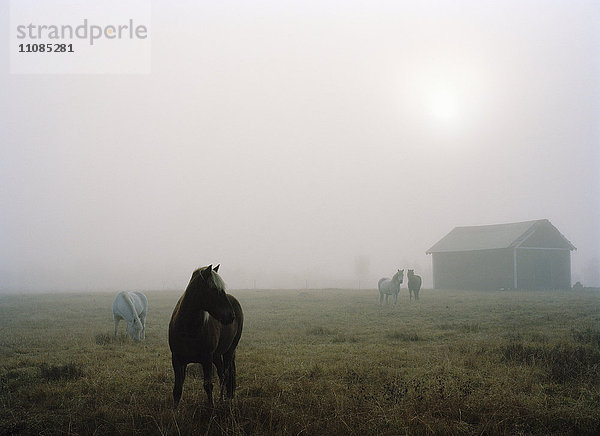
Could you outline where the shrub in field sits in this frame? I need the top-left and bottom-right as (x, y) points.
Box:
(500, 341), (600, 382)
(308, 363), (323, 378)
(528, 332), (549, 343)
(546, 343), (600, 382)
(186, 363), (203, 378)
(94, 333), (111, 345)
(571, 327), (600, 348)
(94, 332), (127, 345)
(1, 367), (37, 391)
(461, 322), (481, 333)
(306, 326), (334, 336)
(381, 377), (408, 405)
(436, 322), (480, 333)
(39, 362), (83, 381)
(387, 331), (421, 341)
(503, 331), (523, 342)
(500, 342), (544, 364)
(331, 334), (358, 343)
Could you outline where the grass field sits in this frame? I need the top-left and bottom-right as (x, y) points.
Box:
(1, 288), (599, 435)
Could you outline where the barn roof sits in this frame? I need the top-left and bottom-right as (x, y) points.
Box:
(426, 219), (576, 253)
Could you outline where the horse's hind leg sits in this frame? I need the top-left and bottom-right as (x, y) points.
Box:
(212, 355), (225, 400)
(201, 358), (215, 407)
(228, 354), (237, 398)
(140, 314), (146, 339)
(113, 317), (119, 338)
(223, 350), (236, 398)
(379, 292), (383, 306)
(172, 356), (187, 409)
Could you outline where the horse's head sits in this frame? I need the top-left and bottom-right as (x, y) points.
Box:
(188, 264), (235, 325)
(407, 269), (414, 278)
(394, 269), (404, 284)
(128, 317), (143, 342)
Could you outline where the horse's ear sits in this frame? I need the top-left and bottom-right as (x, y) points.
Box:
(200, 265), (213, 281)
(214, 264), (220, 273)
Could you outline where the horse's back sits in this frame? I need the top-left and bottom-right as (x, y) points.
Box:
(214, 295), (243, 354)
(227, 294), (243, 341)
(112, 291), (125, 304)
(113, 291), (145, 318)
(112, 291), (127, 314)
(228, 294), (243, 325)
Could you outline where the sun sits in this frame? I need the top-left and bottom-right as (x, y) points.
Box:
(396, 59), (490, 140)
(427, 89), (461, 127)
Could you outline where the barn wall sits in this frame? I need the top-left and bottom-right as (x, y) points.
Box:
(432, 249), (514, 290)
(516, 249), (571, 289)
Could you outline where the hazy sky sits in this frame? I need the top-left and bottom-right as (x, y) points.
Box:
(1, 0), (599, 292)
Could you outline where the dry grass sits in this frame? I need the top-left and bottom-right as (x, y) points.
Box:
(1, 288), (599, 435)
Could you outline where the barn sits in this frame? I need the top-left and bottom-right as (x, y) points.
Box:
(426, 219), (576, 290)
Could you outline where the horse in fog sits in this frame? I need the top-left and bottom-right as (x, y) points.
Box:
(378, 269), (404, 306)
(407, 269), (422, 300)
(112, 291), (147, 341)
(169, 264), (244, 408)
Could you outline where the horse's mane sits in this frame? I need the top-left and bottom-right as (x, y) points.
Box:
(191, 266), (226, 291)
(174, 267), (226, 329)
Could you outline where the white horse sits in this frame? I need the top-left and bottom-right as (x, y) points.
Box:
(378, 269), (404, 306)
(112, 291), (147, 341)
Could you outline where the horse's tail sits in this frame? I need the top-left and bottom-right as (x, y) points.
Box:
(133, 291), (148, 316)
(122, 292), (141, 324)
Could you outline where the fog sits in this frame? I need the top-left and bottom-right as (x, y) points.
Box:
(1, 0), (598, 292)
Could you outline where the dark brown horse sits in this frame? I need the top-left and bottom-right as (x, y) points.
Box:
(168, 264), (243, 408)
(407, 269), (422, 300)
